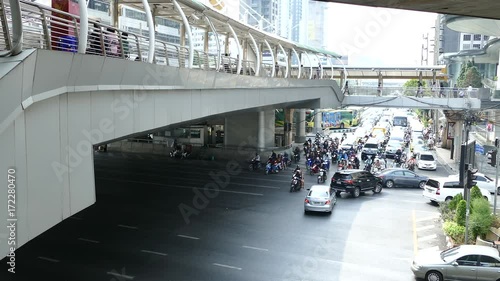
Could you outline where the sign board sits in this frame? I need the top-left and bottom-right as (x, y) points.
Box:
(475, 143), (484, 155)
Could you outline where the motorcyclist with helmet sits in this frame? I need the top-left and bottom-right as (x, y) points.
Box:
(293, 166), (304, 189)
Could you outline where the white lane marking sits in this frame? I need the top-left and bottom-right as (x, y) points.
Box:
(68, 216), (83, 220)
(212, 263), (242, 270)
(418, 234), (437, 242)
(118, 224), (138, 230)
(107, 271), (135, 280)
(416, 215), (440, 222)
(78, 237), (100, 243)
(96, 177), (264, 196)
(416, 225), (435, 232)
(141, 250), (167, 256)
(38, 256), (60, 263)
(242, 245), (269, 252)
(177, 234), (200, 240)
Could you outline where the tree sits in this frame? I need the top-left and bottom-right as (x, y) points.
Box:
(457, 61), (483, 88)
(403, 79), (429, 96)
(455, 199), (467, 226)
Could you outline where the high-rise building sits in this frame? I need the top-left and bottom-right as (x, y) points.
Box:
(289, 0), (308, 44)
(243, 0), (279, 34)
(307, 0), (327, 48)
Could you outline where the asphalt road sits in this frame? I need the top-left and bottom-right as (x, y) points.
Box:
(1, 151), (452, 281)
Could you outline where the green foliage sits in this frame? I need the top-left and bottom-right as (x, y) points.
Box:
(469, 198), (494, 239)
(455, 200), (467, 226)
(457, 61), (483, 88)
(448, 193), (463, 211)
(402, 79), (429, 96)
(443, 221), (465, 245)
(470, 186), (483, 203)
(439, 201), (455, 222)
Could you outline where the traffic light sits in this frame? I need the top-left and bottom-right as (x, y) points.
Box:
(487, 150), (497, 167)
(466, 168), (478, 189)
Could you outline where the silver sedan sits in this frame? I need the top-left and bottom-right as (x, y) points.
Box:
(411, 245), (500, 281)
(304, 185), (336, 214)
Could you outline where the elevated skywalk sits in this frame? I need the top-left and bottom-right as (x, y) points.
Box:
(342, 86), (481, 110)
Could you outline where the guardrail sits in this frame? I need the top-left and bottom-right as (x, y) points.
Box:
(0, 0), (342, 80)
(347, 86), (479, 99)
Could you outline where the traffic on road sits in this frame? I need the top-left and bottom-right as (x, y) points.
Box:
(2, 107), (498, 281)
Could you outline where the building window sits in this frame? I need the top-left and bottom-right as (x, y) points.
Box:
(472, 44), (481, 49)
(463, 34), (471, 41)
(484, 35), (490, 41)
(473, 34), (481, 41)
(462, 44), (470, 50)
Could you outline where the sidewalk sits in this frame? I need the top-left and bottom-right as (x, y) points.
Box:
(434, 134), (497, 179)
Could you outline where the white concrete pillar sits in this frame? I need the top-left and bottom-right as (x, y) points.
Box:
(296, 109), (306, 143)
(314, 109), (322, 134)
(258, 111), (266, 151)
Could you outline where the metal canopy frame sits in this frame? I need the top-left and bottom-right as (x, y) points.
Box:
(117, 0), (341, 59)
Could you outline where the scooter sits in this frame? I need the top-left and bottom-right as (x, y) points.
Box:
(317, 168), (327, 184)
(310, 164), (320, 175)
(290, 176), (301, 192)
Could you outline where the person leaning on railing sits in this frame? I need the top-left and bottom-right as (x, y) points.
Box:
(87, 22), (103, 56)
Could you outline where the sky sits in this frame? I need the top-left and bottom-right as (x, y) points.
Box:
(324, 3), (438, 67)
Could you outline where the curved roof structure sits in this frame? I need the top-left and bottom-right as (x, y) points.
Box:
(441, 38), (500, 63)
(445, 15), (500, 37)
(119, 0), (341, 58)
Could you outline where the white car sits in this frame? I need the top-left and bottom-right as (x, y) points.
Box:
(411, 245), (500, 281)
(448, 173), (500, 195)
(423, 177), (492, 203)
(417, 152), (437, 170)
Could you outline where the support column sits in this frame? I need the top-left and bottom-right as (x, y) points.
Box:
(203, 30), (209, 53)
(453, 120), (464, 160)
(314, 109), (322, 134)
(296, 109), (306, 143)
(258, 111), (266, 151)
(285, 108), (294, 146)
(111, 0), (119, 28)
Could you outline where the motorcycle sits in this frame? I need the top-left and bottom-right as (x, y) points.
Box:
(317, 168), (327, 183)
(305, 158), (313, 170)
(169, 149), (182, 158)
(265, 162), (278, 175)
(293, 152), (300, 163)
(310, 164), (320, 175)
(248, 160), (262, 171)
(364, 162), (372, 172)
(290, 176), (301, 192)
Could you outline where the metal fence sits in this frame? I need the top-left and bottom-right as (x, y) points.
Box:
(346, 86), (479, 99)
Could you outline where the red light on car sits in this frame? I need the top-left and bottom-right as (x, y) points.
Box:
(305, 199), (310, 203)
(325, 200), (330, 205)
(436, 188), (440, 195)
(345, 180), (354, 185)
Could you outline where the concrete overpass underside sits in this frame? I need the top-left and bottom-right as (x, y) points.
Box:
(0, 49), (341, 259)
(318, 0), (500, 20)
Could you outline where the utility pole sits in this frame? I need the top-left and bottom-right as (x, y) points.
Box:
(495, 138), (499, 215)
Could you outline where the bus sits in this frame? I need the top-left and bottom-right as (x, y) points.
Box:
(322, 109), (360, 129)
(393, 115), (408, 127)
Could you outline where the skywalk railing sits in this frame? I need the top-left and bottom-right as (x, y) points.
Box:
(346, 86), (479, 99)
(0, 0), (342, 80)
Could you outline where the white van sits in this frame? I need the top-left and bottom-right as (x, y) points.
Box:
(423, 177), (492, 203)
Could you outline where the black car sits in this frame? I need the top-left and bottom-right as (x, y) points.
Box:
(330, 169), (383, 198)
(375, 168), (428, 189)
